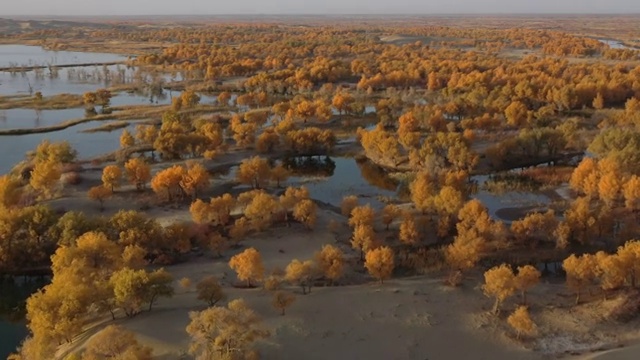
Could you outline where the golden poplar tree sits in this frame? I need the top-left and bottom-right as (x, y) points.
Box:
(515, 265), (541, 305)
(382, 204), (400, 230)
(101, 165), (122, 192)
(285, 259), (316, 294)
(314, 244), (345, 284)
(483, 264), (517, 314)
(351, 224), (378, 260)
(273, 292), (296, 316)
(88, 185), (112, 211)
(124, 158), (151, 190)
(563, 254), (598, 304)
(29, 159), (61, 198)
(293, 199), (317, 230)
(120, 129), (135, 148)
(196, 276), (226, 306)
(229, 248), (265, 287)
(365, 246), (395, 284)
(507, 306), (537, 340)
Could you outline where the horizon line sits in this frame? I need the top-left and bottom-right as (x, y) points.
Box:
(3, 12), (640, 17)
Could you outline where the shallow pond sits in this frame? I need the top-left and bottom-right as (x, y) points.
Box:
(0, 108), (85, 129)
(598, 39), (636, 50)
(471, 175), (551, 222)
(0, 122), (137, 174)
(221, 156), (398, 208)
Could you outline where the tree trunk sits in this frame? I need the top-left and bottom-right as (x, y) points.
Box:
(492, 299), (501, 315)
(521, 290), (527, 305)
(575, 290), (581, 305)
(148, 294), (157, 311)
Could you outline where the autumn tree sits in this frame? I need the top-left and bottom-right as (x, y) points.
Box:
(510, 210), (558, 247)
(186, 299), (269, 359)
(273, 292), (296, 316)
(399, 213), (420, 248)
(507, 306), (537, 340)
(314, 244), (345, 284)
(196, 276), (226, 306)
(229, 248), (264, 287)
(0, 175), (22, 208)
(332, 91), (355, 115)
(348, 204), (376, 228)
(124, 158), (151, 190)
(382, 204), (400, 230)
(110, 267), (174, 317)
(340, 195), (359, 217)
(515, 265), (541, 305)
(483, 264), (517, 314)
(29, 159), (61, 198)
(270, 163), (290, 188)
(120, 129), (135, 148)
(244, 191), (279, 231)
(151, 165), (185, 202)
(101, 165), (122, 192)
(293, 199), (317, 229)
(445, 231), (485, 278)
(351, 224), (378, 260)
(88, 185), (112, 211)
(180, 161), (210, 199)
(504, 101), (529, 127)
(364, 246), (395, 284)
(285, 259), (316, 294)
(563, 254), (598, 304)
(410, 172), (436, 213)
(237, 156), (271, 189)
(82, 325), (152, 360)
(623, 175), (640, 211)
(180, 90), (201, 108)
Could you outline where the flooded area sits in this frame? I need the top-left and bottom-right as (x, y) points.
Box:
(0, 122), (137, 174)
(471, 175), (553, 223)
(0, 44), (127, 68)
(220, 157), (398, 208)
(598, 39), (636, 50)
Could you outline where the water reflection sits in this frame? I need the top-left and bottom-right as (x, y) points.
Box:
(282, 156), (336, 177)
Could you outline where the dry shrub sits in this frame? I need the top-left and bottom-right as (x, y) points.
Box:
(608, 290), (640, 323)
(179, 277), (192, 290)
(264, 276), (282, 291)
(521, 166), (573, 186)
(61, 171), (82, 185)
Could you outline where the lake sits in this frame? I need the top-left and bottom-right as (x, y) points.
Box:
(0, 122), (138, 175)
(0, 44), (128, 69)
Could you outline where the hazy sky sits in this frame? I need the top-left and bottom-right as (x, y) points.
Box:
(3, 0), (640, 16)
